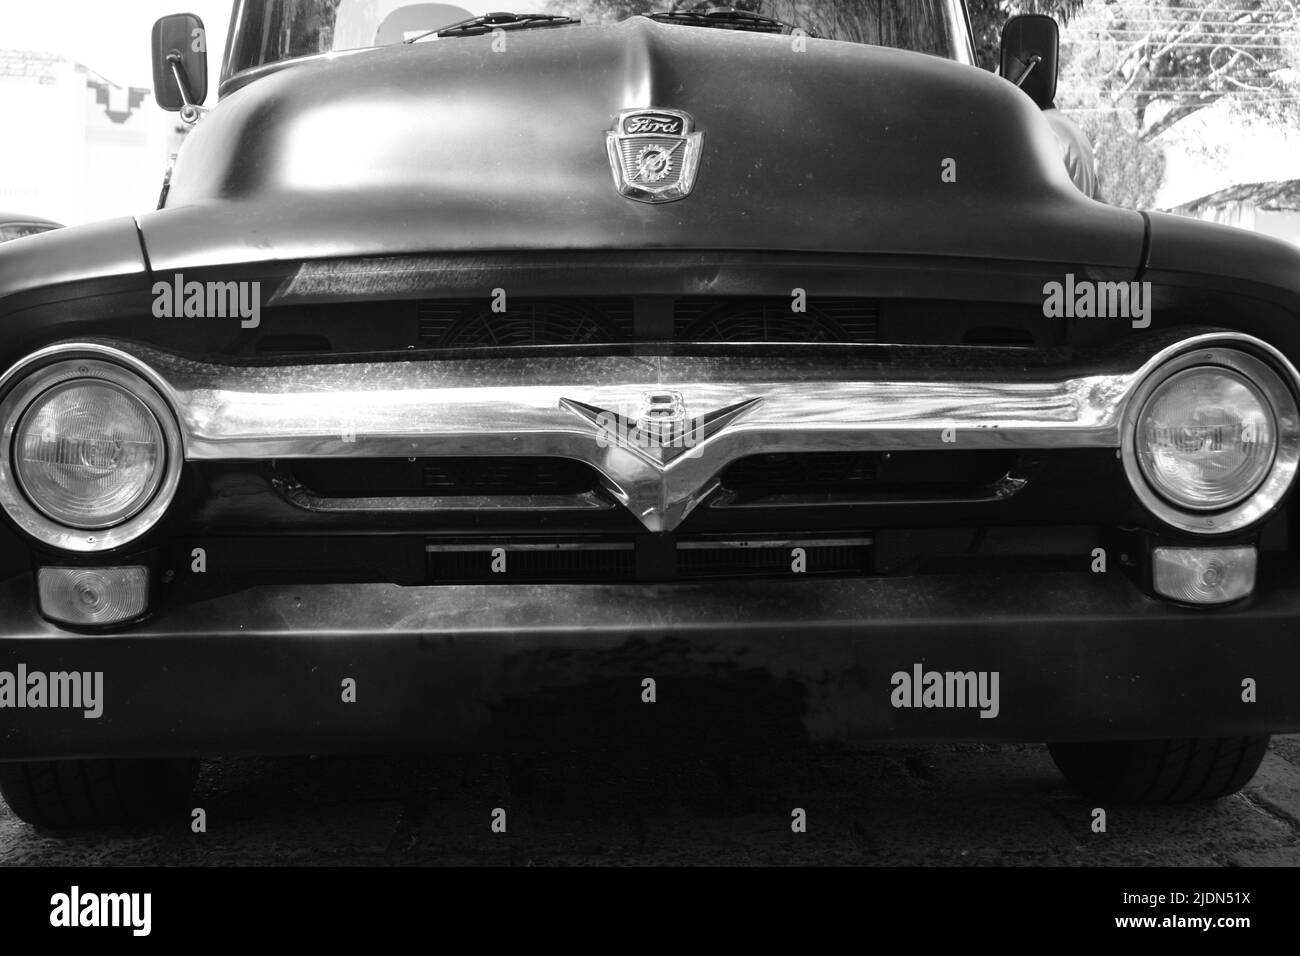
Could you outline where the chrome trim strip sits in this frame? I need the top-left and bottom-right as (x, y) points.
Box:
(4, 333), (1296, 534)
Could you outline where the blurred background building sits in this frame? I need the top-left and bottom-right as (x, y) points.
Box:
(1167, 179), (1300, 247)
(0, 48), (174, 224)
(0, 0), (228, 226)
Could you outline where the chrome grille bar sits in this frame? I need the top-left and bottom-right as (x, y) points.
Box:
(0, 332), (1272, 532)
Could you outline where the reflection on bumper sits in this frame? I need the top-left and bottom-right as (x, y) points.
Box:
(2, 566), (1299, 760)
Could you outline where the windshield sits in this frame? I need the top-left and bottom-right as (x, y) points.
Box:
(222, 1), (973, 85)
(0, 222), (60, 242)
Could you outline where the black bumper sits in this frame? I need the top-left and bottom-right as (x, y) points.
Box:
(2, 565), (1299, 760)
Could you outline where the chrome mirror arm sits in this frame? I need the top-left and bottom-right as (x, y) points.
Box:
(167, 54), (209, 125)
(1013, 54), (1042, 88)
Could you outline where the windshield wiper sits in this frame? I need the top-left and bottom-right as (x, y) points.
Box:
(405, 12), (579, 42)
(644, 6), (809, 36)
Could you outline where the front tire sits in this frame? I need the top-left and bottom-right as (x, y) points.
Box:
(0, 758), (199, 828)
(1048, 736), (1269, 804)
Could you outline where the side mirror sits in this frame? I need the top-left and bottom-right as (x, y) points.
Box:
(999, 14), (1058, 110)
(152, 13), (208, 120)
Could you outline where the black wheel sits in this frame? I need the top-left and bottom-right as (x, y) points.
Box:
(0, 758), (199, 828)
(1048, 736), (1269, 804)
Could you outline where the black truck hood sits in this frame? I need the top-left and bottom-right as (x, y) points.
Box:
(137, 16), (1145, 274)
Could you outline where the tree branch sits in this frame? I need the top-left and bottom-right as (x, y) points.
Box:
(1138, 101), (1216, 141)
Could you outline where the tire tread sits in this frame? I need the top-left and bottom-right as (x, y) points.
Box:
(0, 758), (199, 828)
(1049, 735), (1269, 804)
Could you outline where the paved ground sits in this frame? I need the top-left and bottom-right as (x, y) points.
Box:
(2, 735), (1298, 865)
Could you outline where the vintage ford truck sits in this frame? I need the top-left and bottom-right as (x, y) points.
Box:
(1, 0), (1298, 825)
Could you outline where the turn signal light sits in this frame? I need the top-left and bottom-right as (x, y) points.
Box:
(37, 566), (149, 625)
(1151, 546), (1255, 605)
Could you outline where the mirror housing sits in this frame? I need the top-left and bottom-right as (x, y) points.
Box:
(999, 14), (1058, 110)
(152, 13), (208, 115)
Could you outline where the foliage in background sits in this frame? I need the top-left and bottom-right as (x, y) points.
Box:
(1078, 110), (1167, 206)
(1060, 0), (1300, 142)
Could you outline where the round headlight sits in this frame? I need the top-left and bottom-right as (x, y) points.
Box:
(0, 348), (183, 552)
(1136, 367), (1275, 510)
(13, 380), (165, 528)
(1122, 338), (1300, 535)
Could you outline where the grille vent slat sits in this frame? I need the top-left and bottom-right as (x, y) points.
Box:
(290, 457), (602, 498)
(418, 298), (635, 347)
(285, 452), (1017, 505)
(676, 541), (870, 578)
(414, 296), (880, 346)
(674, 296), (880, 343)
(717, 451), (1018, 502)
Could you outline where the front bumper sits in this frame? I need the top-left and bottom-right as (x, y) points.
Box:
(3, 563), (1299, 761)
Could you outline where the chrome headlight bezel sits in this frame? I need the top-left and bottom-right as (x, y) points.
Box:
(1122, 342), (1300, 535)
(0, 353), (182, 552)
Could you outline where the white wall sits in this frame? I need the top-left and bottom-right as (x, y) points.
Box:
(0, 0), (231, 225)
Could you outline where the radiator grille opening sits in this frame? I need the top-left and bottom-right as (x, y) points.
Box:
(419, 298), (636, 347)
(232, 295), (1067, 356)
(254, 333), (333, 354)
(676, 538), (871, 578)
(412, 296), (881, 346)
(674, 296), (880, 343)
(962, 326), (1036, 346)
(717, 451), (1019, 502)
(288, 457), (603, 498)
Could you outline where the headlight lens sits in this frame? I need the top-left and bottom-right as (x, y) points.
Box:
(1136, 367), (1276, 510)
(13, 380), (165, 528)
